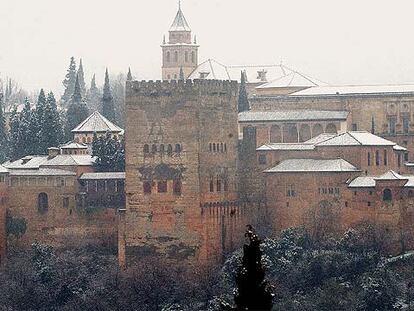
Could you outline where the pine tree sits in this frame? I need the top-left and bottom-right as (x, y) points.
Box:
(61, 57), (77, 104)
(86, 74), (101, 112)
(77, 58), (86, 97)
(42, 92), (64, 150)
(102, 68), (115, 122)
(19, 99), (38, 156)
(179, 67), (185, 81)
(127, 67), (133, 81)
(65, 74), (89, 140)
(0, 94), (8, 162)
(238, 71), (249, 113)
(9, 106), (21, 160)
(34, 89), (47, 153)
(92, 132), (125, 172)
(233, 226), (273, 310)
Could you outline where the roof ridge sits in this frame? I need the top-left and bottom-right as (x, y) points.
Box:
(346, 132), (363, 145)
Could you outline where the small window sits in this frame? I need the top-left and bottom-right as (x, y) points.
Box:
(367, 152), (371, 166)
(368, 201), (371, 207)
(352, 124), (358, 131)
(167, 144), (173, 155)
(375, 150), (380, 166)
(166, 51), (170, 62)
(158, 181), (167, 193)
(143, 181), (152, 194)
(159, 144), (165, 153)
(63, 197), (69, 208)
(217, 179), (222, 192)
(144, 144), (150, 153)
(175, 144), (181, 153)
(224, 180), (229, 192)
(287, 185), (296, 197)
(383, 189), (392, 201)
(213, 143), (216, 152)
(82, 137), (86, 143)
(345, 201), (348, 207)
(258, 154), (267, 165)
(38, 193), (48, 214)
(173, 180), (182, 195)
(384, 150), (388, 166)
(151, 144), (157, 153)
(224, 143), (227, 152)
(185, 51), (188, 62)
(209, 179), (214, 192)
(209, 143), (212, 152)
(403, 116), (410, 134)
(174, 51), (178, 62)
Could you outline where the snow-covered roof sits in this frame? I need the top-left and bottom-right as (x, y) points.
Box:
(8, 168), (76, 176)
(60, 142), (88, 149)
(72, 111), (123, 134)
(290, 84), (414, 97)
(393, 145), (408, 152)
(239, 110), (349, 123)
(349, 171), (414, 188)
(3, 156), (48, 170)
(0, 165), (8, 174)
(3, 155), (95, 170)
(265, 158), (359, 173)
(257, 143), (315, 151)
(79, 172), (125, 180)
(316, 131), (396, 147)
(256, 71), (327, 89)
(303, 133), (338, 144)
(170, 5), (191, 32)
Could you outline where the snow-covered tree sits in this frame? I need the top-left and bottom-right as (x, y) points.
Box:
(92, 132), (125, 172)
(17, 99), (38, 156)
(238, 70), (249, 113)
(110, 73), (126, 126)
(126, 67), (133, 81)
(77, 58), (86, 98)
(9, 106), (21, 160)
(65, 74), (89, 140)
(102, 68), (115, 122)
(0, 94), (9, 162)
(42, 92), (64, 150)
(61, 57), (77, 104)
(86, 74), (101, 112)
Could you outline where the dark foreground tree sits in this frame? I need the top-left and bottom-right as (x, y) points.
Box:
(102, 68), (115, 122)
(65, 74), (89, 139)
(233, 225), (273, 310)
(92, 132), (125, 172)
(238, 71), (249, 113)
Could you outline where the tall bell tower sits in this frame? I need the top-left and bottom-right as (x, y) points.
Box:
(161, 1), (199, 80)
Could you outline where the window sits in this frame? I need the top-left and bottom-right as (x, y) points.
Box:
(167, 144), (173, 155)
(175, 144), (181, 153)
(368, 201), (371, 207)
(191, 51), (195, 63)
(287, 185), (296, 197)
(217, 179), (222, 192)
(144, 144), (149, 153)
(143, 181), (152, 194)
(157, 181), (167, 193)
(224, 180), (229, 192)
(63, 197), (69, 208)
(185, 51), (188, 62)
(209, 179), (214, 192)
(389, 117), (396, 135)
(258, 154), (267, 165)
(166, 51), (170, 62)
(345, 201), (348, 207)
(209, 143), (212, 152)
(220, 143), (224, 153)
(173, 180), (182, 195)
(403, 115), (410, 134)
(213, 143), (216, 152)
(38, 193), (48, 214)
(367, 152), (371, 166)
(375, 150), (380, 166)
(82, 137), (86, 143)
(151, 144), (157, 153)
(224, 143), (227, 152)
(383, 188), (392, 201)
(352, 123), (358, 131)
(0, 176), (4, 183)
(174, 51), (178, 62)
(384, 150), (388, 166)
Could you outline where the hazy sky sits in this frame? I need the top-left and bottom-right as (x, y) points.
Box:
(1, 0), (414, 95)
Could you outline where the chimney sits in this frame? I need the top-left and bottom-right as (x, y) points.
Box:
(47, 147), (60, 159)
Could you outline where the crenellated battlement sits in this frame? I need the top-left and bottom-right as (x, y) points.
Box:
(126, 79), (238, 97)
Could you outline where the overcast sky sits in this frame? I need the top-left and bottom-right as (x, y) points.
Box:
(1, 0), (414, 95)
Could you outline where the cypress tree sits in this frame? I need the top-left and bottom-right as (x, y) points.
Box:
(77, 58), (86, 97)
(61, 57), (77, 104)
(102, 68), (115, 122)
(179, 67), (185, 81)
(9, 106), (21, 160)
(234, 226), (273, 310)
(127, 67), (133, 81)
(87, 74), (101, 112)
(34, 89), (47, 153)
(238, 71), (250, 113)
(0, 94), (8, 162)
(65, 74), (89, 140)
(42, 92), (64, 150)
(19, 99), (38, 156)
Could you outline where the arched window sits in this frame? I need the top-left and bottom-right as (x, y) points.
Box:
(384, 150), (388, 165)
(185, 51), (188, 62)
(160, 144), (165, 153)
(312, 124), (323, 138)
(209, 179), (214, 192)
(209, 143), (212, 152)
(151, 144), (157, 153)
(143, 144), (149, 153)
(157, 181), (167, 193)
(383, 188), (392, 201)
(166, 51), (170, 62)
(38, 193), (48, 214)
(375, 150), (380, 166)
(191, 51), (195, 63)
(224, 179), (229, 192)
(87, 137), (92, 143)
(220, 143), (224, 152)
(270, 125), (282, 143)
(175, 144), (181, 153)
(82, 137), (86, 143)
(167, 144), (173, 155)
(213, 143), (216, 152)
(173, 180), (182, 195)
(174, 51), (178, 62)
(217, 178), (222, 192)
(367, 152), (371, 166)
(143, 181), (151, 194)
(325, 123), (338, 134)
(224, 143), (227, 152)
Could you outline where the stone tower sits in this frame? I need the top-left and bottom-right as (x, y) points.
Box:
(161, 2), (199, 80)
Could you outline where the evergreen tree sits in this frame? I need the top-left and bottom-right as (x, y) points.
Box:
(238, 71), (249, 113)
(179, 67), (185, 81)
(19, 99), (38, 156)
(65, 75), (89, 140)
(233, 226), (273, 310)
(92, 132), (125, 172)
(61, 57), (77, 104)
(127, 67), (133, 81)
(101, 68), (115, 122)
(35, 89), (48, 152)
(0, 94), (9, 162)
(77, 58), (86, 97)
(86, 74), (101, 112)
(42, 92), (64, 150)
(9, 106), (21, 160)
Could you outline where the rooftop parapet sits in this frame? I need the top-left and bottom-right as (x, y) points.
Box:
(126, 79), (238, 98)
